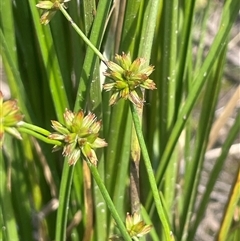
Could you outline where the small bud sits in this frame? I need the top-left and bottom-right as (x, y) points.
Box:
(111, 212), (152, 240)
(36, 1), (54, 10)
(126, 212), (152, 238)
(36, 0), (71, 25)
(0, 91), (23, 147)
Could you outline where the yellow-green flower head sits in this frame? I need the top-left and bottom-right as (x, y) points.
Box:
(110, 212), (152, 240)
(49, 109), (107, 166)
(0, 91), (23, 148)
(36, 0), (70, 25)
(126, 212), (152, 239)
(103, 53), (156, 107)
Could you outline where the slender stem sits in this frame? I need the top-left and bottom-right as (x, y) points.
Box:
(130, 103), (172, 241)
(17, 127), (62, 146)
(87, 161), (132, 241)
(58, 4), (107, 63)
(18, 121), (51, 136)
(130, 106), (142, 214)
(130, 157), (140, 214)
(55, 163), (75, 241)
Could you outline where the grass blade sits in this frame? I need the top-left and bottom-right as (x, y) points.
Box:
(217, 170), (240, 241)
(154, 0), (239, 189)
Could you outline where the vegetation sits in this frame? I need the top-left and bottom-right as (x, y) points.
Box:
(0, 0), (239, 240)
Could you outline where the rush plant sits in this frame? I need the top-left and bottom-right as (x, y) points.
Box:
(1, 0), (239, 241)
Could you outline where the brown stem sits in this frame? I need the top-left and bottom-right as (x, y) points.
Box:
(83, 161), (93, 241)
(130, 100), (143, 214)
(130, 157), (140, 214)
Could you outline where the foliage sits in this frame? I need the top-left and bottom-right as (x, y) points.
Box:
(0, 0), (239, 240)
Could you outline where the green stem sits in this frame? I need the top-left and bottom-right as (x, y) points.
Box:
(55, 163), (75, 241)
(18, 121), (51, 136)
(87, 161), (132, 241)
(17, 125), (61, 146)
(58, 4), (106, 63)
(18, 127), (61, 146)
(130, 103), (172, 241)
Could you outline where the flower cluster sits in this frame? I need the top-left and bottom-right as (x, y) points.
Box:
(103, 53), (156, 107)
(126, 212), (152, 239)
(36, 0), (70, 25)
(49, 109), (107, 165)
(111, 212), (152, 240)
(0, 91), (23, 147)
